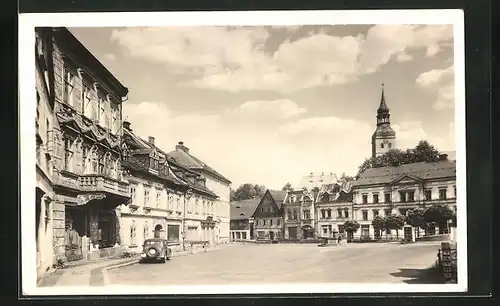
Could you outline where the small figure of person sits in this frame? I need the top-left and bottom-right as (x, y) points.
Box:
(337, 233), (342, 245)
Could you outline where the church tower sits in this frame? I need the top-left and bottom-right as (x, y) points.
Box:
(371, 83), (396, 158)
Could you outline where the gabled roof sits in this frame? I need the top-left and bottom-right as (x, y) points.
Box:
(230, 198), (261, 220)
(353, 161), (456, 187)
(168, 147), (231, 184)
(122, 156), (186, 186)
(268, 189), (286, 206)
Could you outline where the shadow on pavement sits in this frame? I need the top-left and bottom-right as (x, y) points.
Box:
(390, 266), (445, 284)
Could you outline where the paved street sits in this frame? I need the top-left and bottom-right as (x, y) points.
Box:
(106, 242), (444, 285)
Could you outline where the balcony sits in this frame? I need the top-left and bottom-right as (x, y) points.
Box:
(55, 170), (130, 199)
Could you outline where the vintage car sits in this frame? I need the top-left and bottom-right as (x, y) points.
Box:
(140, 238), (172, 263)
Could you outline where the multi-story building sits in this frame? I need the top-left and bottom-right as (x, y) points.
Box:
(35, 28), (58, 279)
(253, 190), (286, 240)
(315, 180), (353, 238)
(229, 198), (260, 241)
(283, 188), (316, 239)
(168, 141), (232, 243)
(40, 27), (131, 263)
(351, 160), (457, 239)
(119, 123), (220, 250)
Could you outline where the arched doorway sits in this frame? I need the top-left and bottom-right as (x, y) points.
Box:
(154, 224), (163, 239)
(302, 225), (314, 239)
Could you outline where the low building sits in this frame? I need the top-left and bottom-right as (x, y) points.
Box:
(351, 160), (457, 239)
(315, 180), (353, 238)
(229, 198), (260, 241)
(253, 190), (286, 240)
(168, 141), (232, 243)
(283, 188), (316, 239)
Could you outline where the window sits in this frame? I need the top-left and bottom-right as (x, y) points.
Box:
(64, 138), (73, 172)
(144, 188), (150, 206)
(167, 225), (180, 241)
(63, 68), (76, 106)
(362, 194), (368, 204)
(277, 219), (280, 226)
(130, 221), (136, 246)
(303, 209), (310, 220)
(384, 193), (391, 203)
(261, 208), (264, 213)
(388, 143), (392, 149)
(293, 209), (298, 220)
(337, 208), (342, 218)
(269, 207), (273, 213)
(380, 143), (384, 148)
(362, 210), (368, 221)
(323, 226), (328, 234)
(287, 208), (292, 219)
(269, 219), (273, 226)
(143, 222), (149, 240)
(156, 191), (161, 207)
(439, 188), (447, 200)
(399, 209), (408, 216)
(321, 209), (326, 219)
(326, 209), (331, 218)
(242, 232), (247, 240)
(90, 148), (98, 173)
(425, 189), (432, 201)
(130, 186), (136, 203)
(344, 209), (349, 218)
(373, 210), (379, 217)
(399, 191), (406, 202)
(373, 194), (379, 203)
(408, 191), (415, 202)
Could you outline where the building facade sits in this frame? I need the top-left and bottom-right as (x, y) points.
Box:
(315, 181), (353, 238)
(283, 189), (316, 239)
(35, 28), (58, 279)
(351, 161), (457, 239)
(39, 27), (132, 263)
(371, 84), (396, 158)
(229, 198), (260, 241)
(119, 124), (219, 250)
(253, 190), (286, 240)
(168, 142), (232, 243)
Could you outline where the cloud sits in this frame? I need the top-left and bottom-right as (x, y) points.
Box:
(123, 99), (451, 189)
(111, 24), (453, 93)
(396, 52), (413, 62)
(416, 65), (455, 110)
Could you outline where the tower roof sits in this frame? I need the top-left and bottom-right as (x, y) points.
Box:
(377, 83), (390, 114)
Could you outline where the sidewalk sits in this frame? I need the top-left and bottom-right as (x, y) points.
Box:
(38, 243), (235, 287)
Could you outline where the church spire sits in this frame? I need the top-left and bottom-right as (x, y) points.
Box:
(377, 83), (389, 114)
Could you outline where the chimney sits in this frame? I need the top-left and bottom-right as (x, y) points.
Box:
(148, 136), (155, 146)
(176, 141), (189, 153)
(123, 121), (131, 131)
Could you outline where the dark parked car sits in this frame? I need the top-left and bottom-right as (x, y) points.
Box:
(140, 238), (172, 263)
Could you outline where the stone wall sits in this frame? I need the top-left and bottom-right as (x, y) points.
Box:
(52, 201), (66, 262)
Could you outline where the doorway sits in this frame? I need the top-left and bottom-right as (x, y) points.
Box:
(302, 226), (314, 239)
(269, 231), (275, 240)
(288, 226), (297, 239)
(154, 224), (163, 239)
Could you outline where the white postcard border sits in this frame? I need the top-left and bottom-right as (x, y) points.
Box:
(19, 9), (467, 295)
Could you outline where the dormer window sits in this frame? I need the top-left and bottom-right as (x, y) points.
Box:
(149, 158), (159, 170)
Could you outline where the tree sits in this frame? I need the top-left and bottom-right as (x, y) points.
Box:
(282, 182), (292, 192)
(371, 216), (386, 239)
(339, 172), (355, 182)
(385, 214), (406, 239)
(423, 204), (455, 233)
(230, 183), (267, 201)
(356, 140), (447, 178)
(342, 220), (360, 242)
(405, 209), (426, 237)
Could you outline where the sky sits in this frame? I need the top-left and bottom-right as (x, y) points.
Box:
(68, 24), (456, 190)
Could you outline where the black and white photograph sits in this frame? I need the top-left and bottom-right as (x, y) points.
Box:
(19, 10), (466, 295)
